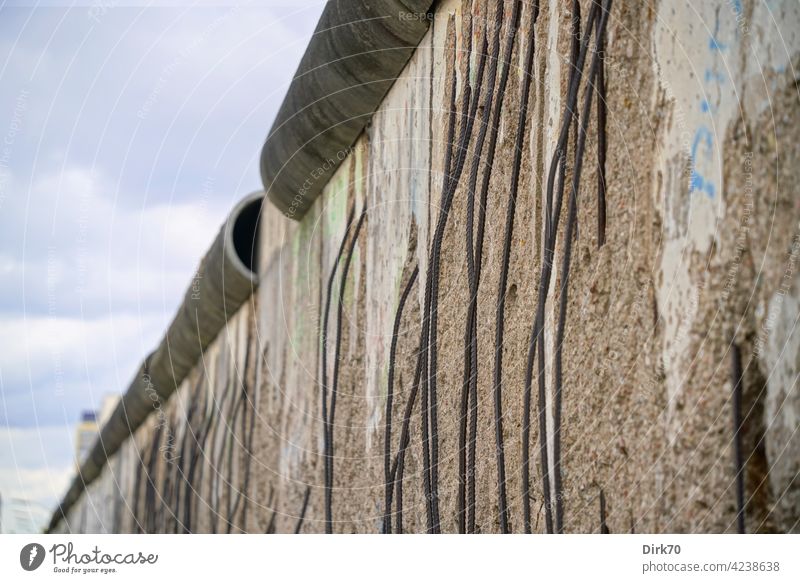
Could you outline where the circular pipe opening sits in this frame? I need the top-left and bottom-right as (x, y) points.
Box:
(229, 194), (263, 277)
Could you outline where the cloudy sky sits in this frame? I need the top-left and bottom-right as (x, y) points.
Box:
(0, 0), (323, 533)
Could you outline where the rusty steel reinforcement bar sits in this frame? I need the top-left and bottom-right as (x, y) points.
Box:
(260, 0), (435, 220)
(46, 192), (264, 533)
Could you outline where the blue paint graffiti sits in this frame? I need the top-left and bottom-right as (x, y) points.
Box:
(687, 7), (737, 199)
(689, 126), (716, 198)
(704, 68), (726, 83)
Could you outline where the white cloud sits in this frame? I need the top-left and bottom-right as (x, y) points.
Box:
(0, 314), (162, 386)
(0, 425), (75, 469)
(0, 164), (227, 317)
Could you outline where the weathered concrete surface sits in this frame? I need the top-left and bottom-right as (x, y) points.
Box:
(54, 0), (799, 534)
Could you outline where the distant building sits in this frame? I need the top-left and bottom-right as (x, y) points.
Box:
(74, 411), (98, 467)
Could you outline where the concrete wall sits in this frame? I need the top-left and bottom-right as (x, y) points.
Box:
(53, 0), (800, 534)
